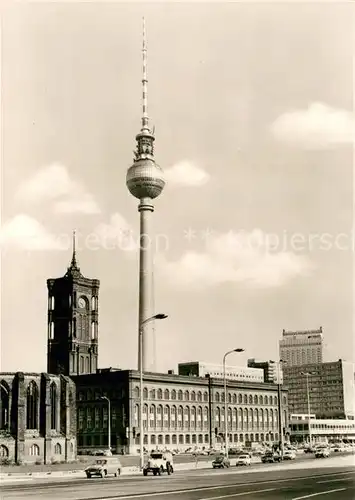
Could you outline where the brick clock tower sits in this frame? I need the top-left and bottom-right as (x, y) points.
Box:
(47, 233), (100, 376)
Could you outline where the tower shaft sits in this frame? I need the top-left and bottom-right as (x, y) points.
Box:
(138, 199), (154, 372)
(127, 19), (165, 373)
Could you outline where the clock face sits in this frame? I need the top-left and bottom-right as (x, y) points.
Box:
(78, 297), (86, 309)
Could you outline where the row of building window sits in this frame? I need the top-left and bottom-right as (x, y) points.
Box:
(70, 354), (97, 375)
(48, 320), (98, 341)
(78, 432), (280, 448)
(133, 387), (284, 406)
(48, 294), (98, 311)
(133, 432), (279, 446)
(77, 405), (287, 432)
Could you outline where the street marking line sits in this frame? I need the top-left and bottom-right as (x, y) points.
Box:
(317, 477), (354, 483)
(94, 472), (349, 500)
(94, 471), (353, 500)
(84, 471), (355, 500)
(198, 488), (277, 500)
(291, 488), (347, 500)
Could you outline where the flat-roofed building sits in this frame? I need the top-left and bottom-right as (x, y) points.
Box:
(289, 415), (355, 444)
(73, 368), (288, 454)
(279, 327), (324, 366)
(284, 360), (355, 420)
(178, 362), (264, 383)
(247, 359), (283, 384)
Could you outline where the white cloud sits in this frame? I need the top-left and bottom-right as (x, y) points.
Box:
(53, 193), (100, 215)
(0, 215), (66, 251)
(156, 229), (314, 290)
(270, 102), (355, 149)
(16, 163), (101, 214)
(164, 161), (210, 187)
(95, 213), (138, 252)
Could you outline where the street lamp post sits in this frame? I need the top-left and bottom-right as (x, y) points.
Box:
(223, 348), (244, 459)
(270, 359), (286, 458)
(301, 372), (315, 445)
(139, 313), (168, 470)
(100, 396), (111, 452)
(277, 360), (286, 459)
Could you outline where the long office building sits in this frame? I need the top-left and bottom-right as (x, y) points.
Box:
(178, 362), (264, 383)
(289, 414), (355, 444)
(279, 327), (324, 366)
(73, 368), (289, 454)
(284, 360), (355, 420)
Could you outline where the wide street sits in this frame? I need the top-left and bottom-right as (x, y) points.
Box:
(1, 457), (354, 500)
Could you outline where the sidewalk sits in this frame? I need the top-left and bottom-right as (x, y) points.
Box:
(0, 457), (264, 484)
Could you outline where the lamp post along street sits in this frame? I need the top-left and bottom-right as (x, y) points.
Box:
(223, 348), (244, 459)
(139, 313), (168, 469)
(100, 396), (111, 451)
(277, 362), (284, 459)
(305, 373), (312, 445)
(301, 371), (314, 446)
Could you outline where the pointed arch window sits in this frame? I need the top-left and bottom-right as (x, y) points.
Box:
(26, 381), (38, 429)
(0, 381), (10, 430)
(50, 382), (57, 430)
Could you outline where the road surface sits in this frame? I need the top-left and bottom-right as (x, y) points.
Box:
(1, 461), (354, 500)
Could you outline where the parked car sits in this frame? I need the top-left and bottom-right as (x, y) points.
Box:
(236, 454), (251, 466)
(303, 446), (316, 454)
(212, 456), (230, 469)
(283, 450), (296, 460)
(315, 447), (330, 458)
(143, 452), (174, 476)
(85, 457), (122, 478)
(261, 451), (281, 463)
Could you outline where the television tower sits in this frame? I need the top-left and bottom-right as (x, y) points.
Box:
(126, 18), (165, 372)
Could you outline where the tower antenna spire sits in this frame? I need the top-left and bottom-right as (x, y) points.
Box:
(70, 229), (78, 268)
(142, 16), (149, 132)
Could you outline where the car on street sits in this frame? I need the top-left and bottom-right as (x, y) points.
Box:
(261, 451), (281, 463)
(85, 457), (122, 478)
(212, 456), (230, 469)
(235, 454), (251, 466)
(303, 446), (315, 454)
(143, 451), (174, 476)
(315, 447), (330, 458)
(283, 450), (296, 460)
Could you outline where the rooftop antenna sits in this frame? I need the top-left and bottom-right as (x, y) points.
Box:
(71, 230), (78, 268)
(142, 16), (149, 133)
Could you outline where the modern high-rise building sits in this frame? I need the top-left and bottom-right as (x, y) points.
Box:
(279, 327), (324, 367)
(126, 19), (165, 372)
(284, 360), (355, 420)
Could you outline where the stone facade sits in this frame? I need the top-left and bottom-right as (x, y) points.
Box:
(73, 368), (289, 454)
(47, 250), (100, 377)
(0, 372), (76, 464)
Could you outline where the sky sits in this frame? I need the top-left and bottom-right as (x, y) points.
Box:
(1, 1), (354, 374)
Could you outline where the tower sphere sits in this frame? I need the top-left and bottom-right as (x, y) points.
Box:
(126, 158), (165, 200)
